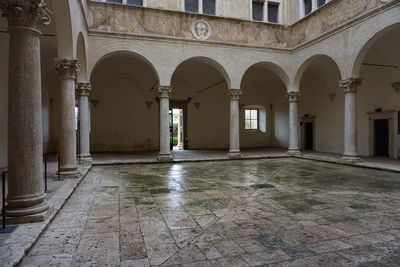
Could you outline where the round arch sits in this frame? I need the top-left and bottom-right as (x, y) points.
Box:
(52, 0), (74, 58)
(350, 22), (400, 78)
(293, 54), (343, 92)
(90, 50), (160, 84)
(169, 56), (232, 89)
(240, 61), (290, 90)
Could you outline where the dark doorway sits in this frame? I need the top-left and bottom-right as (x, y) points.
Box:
(374, 119), (389, 157)
(304, 122), (314, 151)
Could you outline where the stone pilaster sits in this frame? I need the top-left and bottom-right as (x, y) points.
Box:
(339, 78), (362, 162)
(158, 86), (173, 162)
(0, 0), (52, 223)
(228, 89), (241, 159)
(76, 82), (92, 162)
(287, 91), (301, 156)
(55, 58), (80, 176)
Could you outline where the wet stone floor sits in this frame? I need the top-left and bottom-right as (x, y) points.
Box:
(21, 159), (400, 266)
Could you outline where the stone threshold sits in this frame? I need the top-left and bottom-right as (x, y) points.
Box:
(0, 164), (92, 267)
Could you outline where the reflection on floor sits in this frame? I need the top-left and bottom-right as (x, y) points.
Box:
(21, 159), (400, 266)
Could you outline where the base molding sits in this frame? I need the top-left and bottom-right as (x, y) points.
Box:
(228, 151), (242, 159)
(5, 205), (51, 224)
(287, 149), (301, 156)
(157, 154), (174, 162)
(341, 155), (361, 163)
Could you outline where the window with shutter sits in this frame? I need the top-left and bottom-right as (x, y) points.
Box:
(252, 1), (264, 21)
(268, 2), (279, 23)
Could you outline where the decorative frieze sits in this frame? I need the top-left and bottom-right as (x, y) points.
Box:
(54, 59), (80, 80)
(0, 0), (52, 30)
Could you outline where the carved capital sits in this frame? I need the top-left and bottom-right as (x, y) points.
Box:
(287, 91), (300, 103)
(54, 58), (80, 80)
(76, 82), (91, 97)
(228, 89), (241, 100)
(158, 86), (172, 98)
(0, 0), (52, 31)
(339, 78), (362, 93)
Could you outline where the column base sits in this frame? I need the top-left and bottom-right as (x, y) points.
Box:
(78, 154), (92, 163)
(5, 201), (50, 224)
(287, 149), (301, 156)
(341, 154), (361, 163)
(158, 154), (174, 162)
(58, 167), (80, 179)
(228, 151), (242, 159)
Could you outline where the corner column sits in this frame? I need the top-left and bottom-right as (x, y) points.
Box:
(158, 86), (173, 162)
(287, 92), (301, 155)
(228, 89), (242, 159)
(339, 78), (362, 161)
(1, 0), (51, 222)
(54, 59), (80, 176)
(76, 82), (92, 162)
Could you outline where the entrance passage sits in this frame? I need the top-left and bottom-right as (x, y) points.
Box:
(170, 108), (184, 150)
(374, 119), (389, 157)
(305, 122), (314, 151)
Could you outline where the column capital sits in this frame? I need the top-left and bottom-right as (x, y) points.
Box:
(287, 91), (300, 103)
(76, 82), (91, 96)
(158, 86), (172, 98)
(0, 0), (52, 31)
(339, 78), (362, 93)
(228, 89), (241, 100)
(54, 58), (80, 80)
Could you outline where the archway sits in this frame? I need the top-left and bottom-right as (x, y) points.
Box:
(296, 55), (343, 153)
(240, 62), (289, 150)
(170, 57), (230, 150)
(90, 51), (160, 152)
(354, 25), (400, 158)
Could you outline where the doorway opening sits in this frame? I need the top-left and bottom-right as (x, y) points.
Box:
(304, 122), (314, 151)
(170, 108), (184, 151)
(374, 119), (389, 157)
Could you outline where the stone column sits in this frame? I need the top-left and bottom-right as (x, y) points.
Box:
(1, 0), (51, 222)
(158, 86), (173, 162)
(54, 59), (80, 176)
(288, 92), (301, 155)
(228, 89), (242, 159)
(76, 82), (92, 162)
(340, 78), (362, 161)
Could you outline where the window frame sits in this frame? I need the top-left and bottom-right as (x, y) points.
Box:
(182, 0), (219, 16)
(250, 0), (282, 24)
(103, 0), (147, 7)
(245, 108), (260, 131)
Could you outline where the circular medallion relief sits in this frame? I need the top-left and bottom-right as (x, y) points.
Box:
(191, 20), (212, 40)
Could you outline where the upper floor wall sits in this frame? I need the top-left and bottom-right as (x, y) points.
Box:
(87, 0), (397, 50)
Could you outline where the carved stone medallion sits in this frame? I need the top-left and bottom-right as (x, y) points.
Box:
(191, 20), (212, 40)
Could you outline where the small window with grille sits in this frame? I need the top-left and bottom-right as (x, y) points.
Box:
(185, 0), (199, 13)
(252, 1), (264, 22)
(268, 2), (279, 23)
(203, 0), (216, 15)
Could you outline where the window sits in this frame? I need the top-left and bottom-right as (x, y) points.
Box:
(127, 0), (143, 6)
(203, 0), (216, 15)
(185, 0), (199, 13)
(304, 0), (312, 15)
(268, 2), (279, 23)
(106, 0), (122, 3)
(252, 1), (264, 21)
(317, 0), (326, 7)
(245, 109), (259, 130)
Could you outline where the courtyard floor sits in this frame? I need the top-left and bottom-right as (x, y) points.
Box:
(20, 158), (400, 266)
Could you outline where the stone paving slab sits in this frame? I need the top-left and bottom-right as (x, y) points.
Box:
(19, 158), (400, 266)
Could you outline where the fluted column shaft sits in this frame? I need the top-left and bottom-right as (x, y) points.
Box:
(340, 78), (362, 161)
(1, 0), (51, 221)
(288, 92), (301, 155)
(158, 86), (173, 162)
(77, 82), (92, 161)
(228, 89), (241, 159)
(55, 59), (80, 176)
